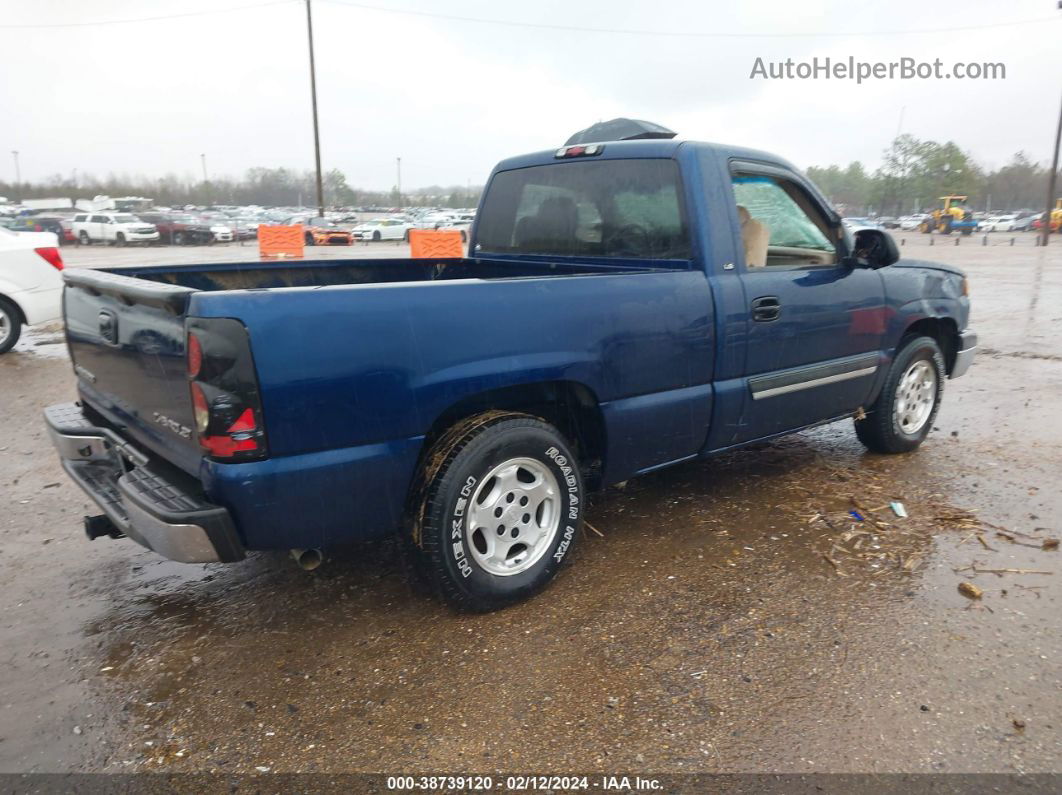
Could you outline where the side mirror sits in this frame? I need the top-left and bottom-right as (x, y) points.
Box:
(851, 228), (900, 268)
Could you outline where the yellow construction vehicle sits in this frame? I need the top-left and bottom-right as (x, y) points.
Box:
(1033, 199), (1062, 233)
(920, 196), (978, 235)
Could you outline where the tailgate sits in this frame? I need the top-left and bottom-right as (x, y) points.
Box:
(63, 269), (202, 475)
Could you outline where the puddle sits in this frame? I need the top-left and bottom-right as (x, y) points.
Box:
(12, 323), (68, 359)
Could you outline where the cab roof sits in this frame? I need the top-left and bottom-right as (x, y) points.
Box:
(493, 139), (800, 175)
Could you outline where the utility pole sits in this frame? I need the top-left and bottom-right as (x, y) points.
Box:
(200, 153), (208, 183)
(396, 157), (402, 206)
(11, 150), (20, 201)
(305, 0), (325, 218)
(1041, 90), (1061, 247)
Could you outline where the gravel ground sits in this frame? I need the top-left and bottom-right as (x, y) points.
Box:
(0, 236), (1059, 778)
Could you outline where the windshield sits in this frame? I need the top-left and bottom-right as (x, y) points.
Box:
(476, 159), (690, 259)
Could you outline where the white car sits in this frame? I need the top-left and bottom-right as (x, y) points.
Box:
(0, 227), (64, 354)
(438, 217), (472, 241)
(413, 212), (457, 230)
(898, 214), (930, 231)
(978, 214), (1018, 232)
(72, 212), (159, 246)
(352, 218), (414, 241)
(205, 220), (235, 243)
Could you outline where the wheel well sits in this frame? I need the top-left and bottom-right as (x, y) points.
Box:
(422, 381), (607, 489)
(902, 317), (958, 373)
(0, 293), (27, 324)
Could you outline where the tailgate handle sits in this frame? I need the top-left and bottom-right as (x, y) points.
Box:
(98, 310), (119, 345)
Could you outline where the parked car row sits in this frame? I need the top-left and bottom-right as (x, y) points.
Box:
(845, 211), (1046, 234)
(1, 203), (479, 248)
(977, 212), (1037, 232)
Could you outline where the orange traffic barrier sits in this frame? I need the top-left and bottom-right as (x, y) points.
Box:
(409, 228), (464, 259)
(259, 224), (305, 259)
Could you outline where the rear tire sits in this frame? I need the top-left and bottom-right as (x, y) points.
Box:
(0, 297), (23, 355)
(173, 231), (185, 245)
(409, 412), (583, 611)
(855, 335), (945, 454)
(116, 233), (126, 247)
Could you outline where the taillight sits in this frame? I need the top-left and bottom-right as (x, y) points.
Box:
(186, 319), (267, 461)
(34, 247), (64, 270)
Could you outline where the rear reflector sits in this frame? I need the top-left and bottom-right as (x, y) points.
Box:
(186, 332), (203, 378)
(191, 381), (210, 434)
(34, 247), (64, 270)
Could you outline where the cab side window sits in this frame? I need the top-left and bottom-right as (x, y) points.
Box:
(732, 175), (837, 268)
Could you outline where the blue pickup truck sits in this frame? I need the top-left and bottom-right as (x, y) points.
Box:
(46, 130), (976, 610)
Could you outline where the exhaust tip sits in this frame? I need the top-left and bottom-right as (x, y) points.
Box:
(290, 548), (323, 571)
(84, 514), (123, 541)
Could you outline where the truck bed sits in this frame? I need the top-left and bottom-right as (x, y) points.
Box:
(62, 254), (712, 549)
(108, 256), (663, 292)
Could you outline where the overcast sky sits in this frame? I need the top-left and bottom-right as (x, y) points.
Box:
(2, 0), (1060, 190)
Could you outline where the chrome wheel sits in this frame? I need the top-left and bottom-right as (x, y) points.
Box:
(894, 359), (936, 434)
(466, 457), (561, 577)
(0, 310), (10, 347)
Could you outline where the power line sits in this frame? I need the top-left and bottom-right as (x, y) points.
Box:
(0, 0), (294, 30)
(321, 0), (1060, 38)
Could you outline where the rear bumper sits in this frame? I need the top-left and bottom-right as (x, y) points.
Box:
(44, 402), (245, 563)
(950, 329), (978, 379)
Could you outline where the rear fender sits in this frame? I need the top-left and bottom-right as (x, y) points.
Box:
(0, 283), (28, 323)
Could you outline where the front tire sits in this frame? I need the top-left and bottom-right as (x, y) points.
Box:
(372, 230), (381, 242)
(855, 335), (945, 454)
(0, 297), (23, 354)
(79, 231), (90, 246)
(410, 413), (583, 611)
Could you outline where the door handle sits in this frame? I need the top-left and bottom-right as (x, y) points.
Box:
(751, 296), (781, 322)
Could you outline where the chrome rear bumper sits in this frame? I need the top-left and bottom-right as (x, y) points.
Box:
(44, 402), (244, 563)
